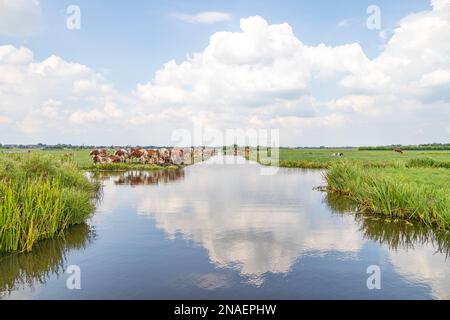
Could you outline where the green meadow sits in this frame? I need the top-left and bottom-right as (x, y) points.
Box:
(271, 148), (450, 168)
(0, 149), (93, 167)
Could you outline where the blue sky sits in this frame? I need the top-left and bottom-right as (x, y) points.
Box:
(4, 0), (431, 91)
(0, 0), (448, 146)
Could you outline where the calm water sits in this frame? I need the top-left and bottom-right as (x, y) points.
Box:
(1, 155), (450, 299)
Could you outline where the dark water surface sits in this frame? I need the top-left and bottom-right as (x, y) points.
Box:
(1, 155), (450, 299)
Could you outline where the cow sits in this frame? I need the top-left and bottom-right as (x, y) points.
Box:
(90, 149), (101, 157)
(113, 149), (129, 163)
(92, 155), (112, 164)
(331, 152), (344, 157)
(146, 149), (159, 164)
(393, 148), (403, 154)
(194, 148), (202, 159)
(91, 149), (110, 163)
(170, 148), (185, 165)
(109, 155), (123, 163)
(115, 149), (129, 158)
(129, 148), (147, 163)
(157, 148), (172, 165)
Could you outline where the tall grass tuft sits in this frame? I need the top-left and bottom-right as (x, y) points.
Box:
(406, 157), (450, 169)
(325, 162), (450, 229)
(0, 154), (99, 254)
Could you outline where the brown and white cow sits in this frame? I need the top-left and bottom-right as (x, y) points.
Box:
(145, 149), (159, 164)
(157, 148), (171, 165)
(194, 148), (203, 159)
(92, 155), (112, 164)
(89, 149), (101, 156)
(129, 148), (147, 163)
(91, 149), (110, 163)
(170, 148), (185, 165)
(114, 149), (129, 163)
(115, 149), (129, 157)
(109, 155), (123, 163)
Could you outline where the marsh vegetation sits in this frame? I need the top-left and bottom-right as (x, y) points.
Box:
(325, 163), (450, 229)
(0, 153), (99, 254)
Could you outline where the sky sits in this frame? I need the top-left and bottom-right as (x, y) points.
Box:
(0, 0), (449, 146)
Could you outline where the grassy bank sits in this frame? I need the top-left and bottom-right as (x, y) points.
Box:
(325, 162), (450, 229)
(0, 154), (99, 254)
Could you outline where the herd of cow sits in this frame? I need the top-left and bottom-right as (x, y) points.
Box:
(89, 147), (211, 165)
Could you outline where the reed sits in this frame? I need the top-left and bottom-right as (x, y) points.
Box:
(0, 154), (99, 254)
(406, 157), (450, 169)
(325, 162), (450, 229)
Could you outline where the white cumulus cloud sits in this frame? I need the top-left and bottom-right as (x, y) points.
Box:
(0, 0), (42, 36)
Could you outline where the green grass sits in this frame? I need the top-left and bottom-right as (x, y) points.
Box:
(325, 162), (450, 229)
(405, 157), (450, 169)
(0, 153), (99, 254)
(0, 149), (95, 167)
(250, 148), (450, 169)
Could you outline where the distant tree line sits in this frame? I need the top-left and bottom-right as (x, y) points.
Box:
(2, 142), (449, 151)
(0, 143), (160, 149)
(359, 143), (450, 151)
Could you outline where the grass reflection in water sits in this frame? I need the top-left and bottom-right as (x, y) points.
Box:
(0, 223), (94, 296)
(324, 192), (450, 258)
